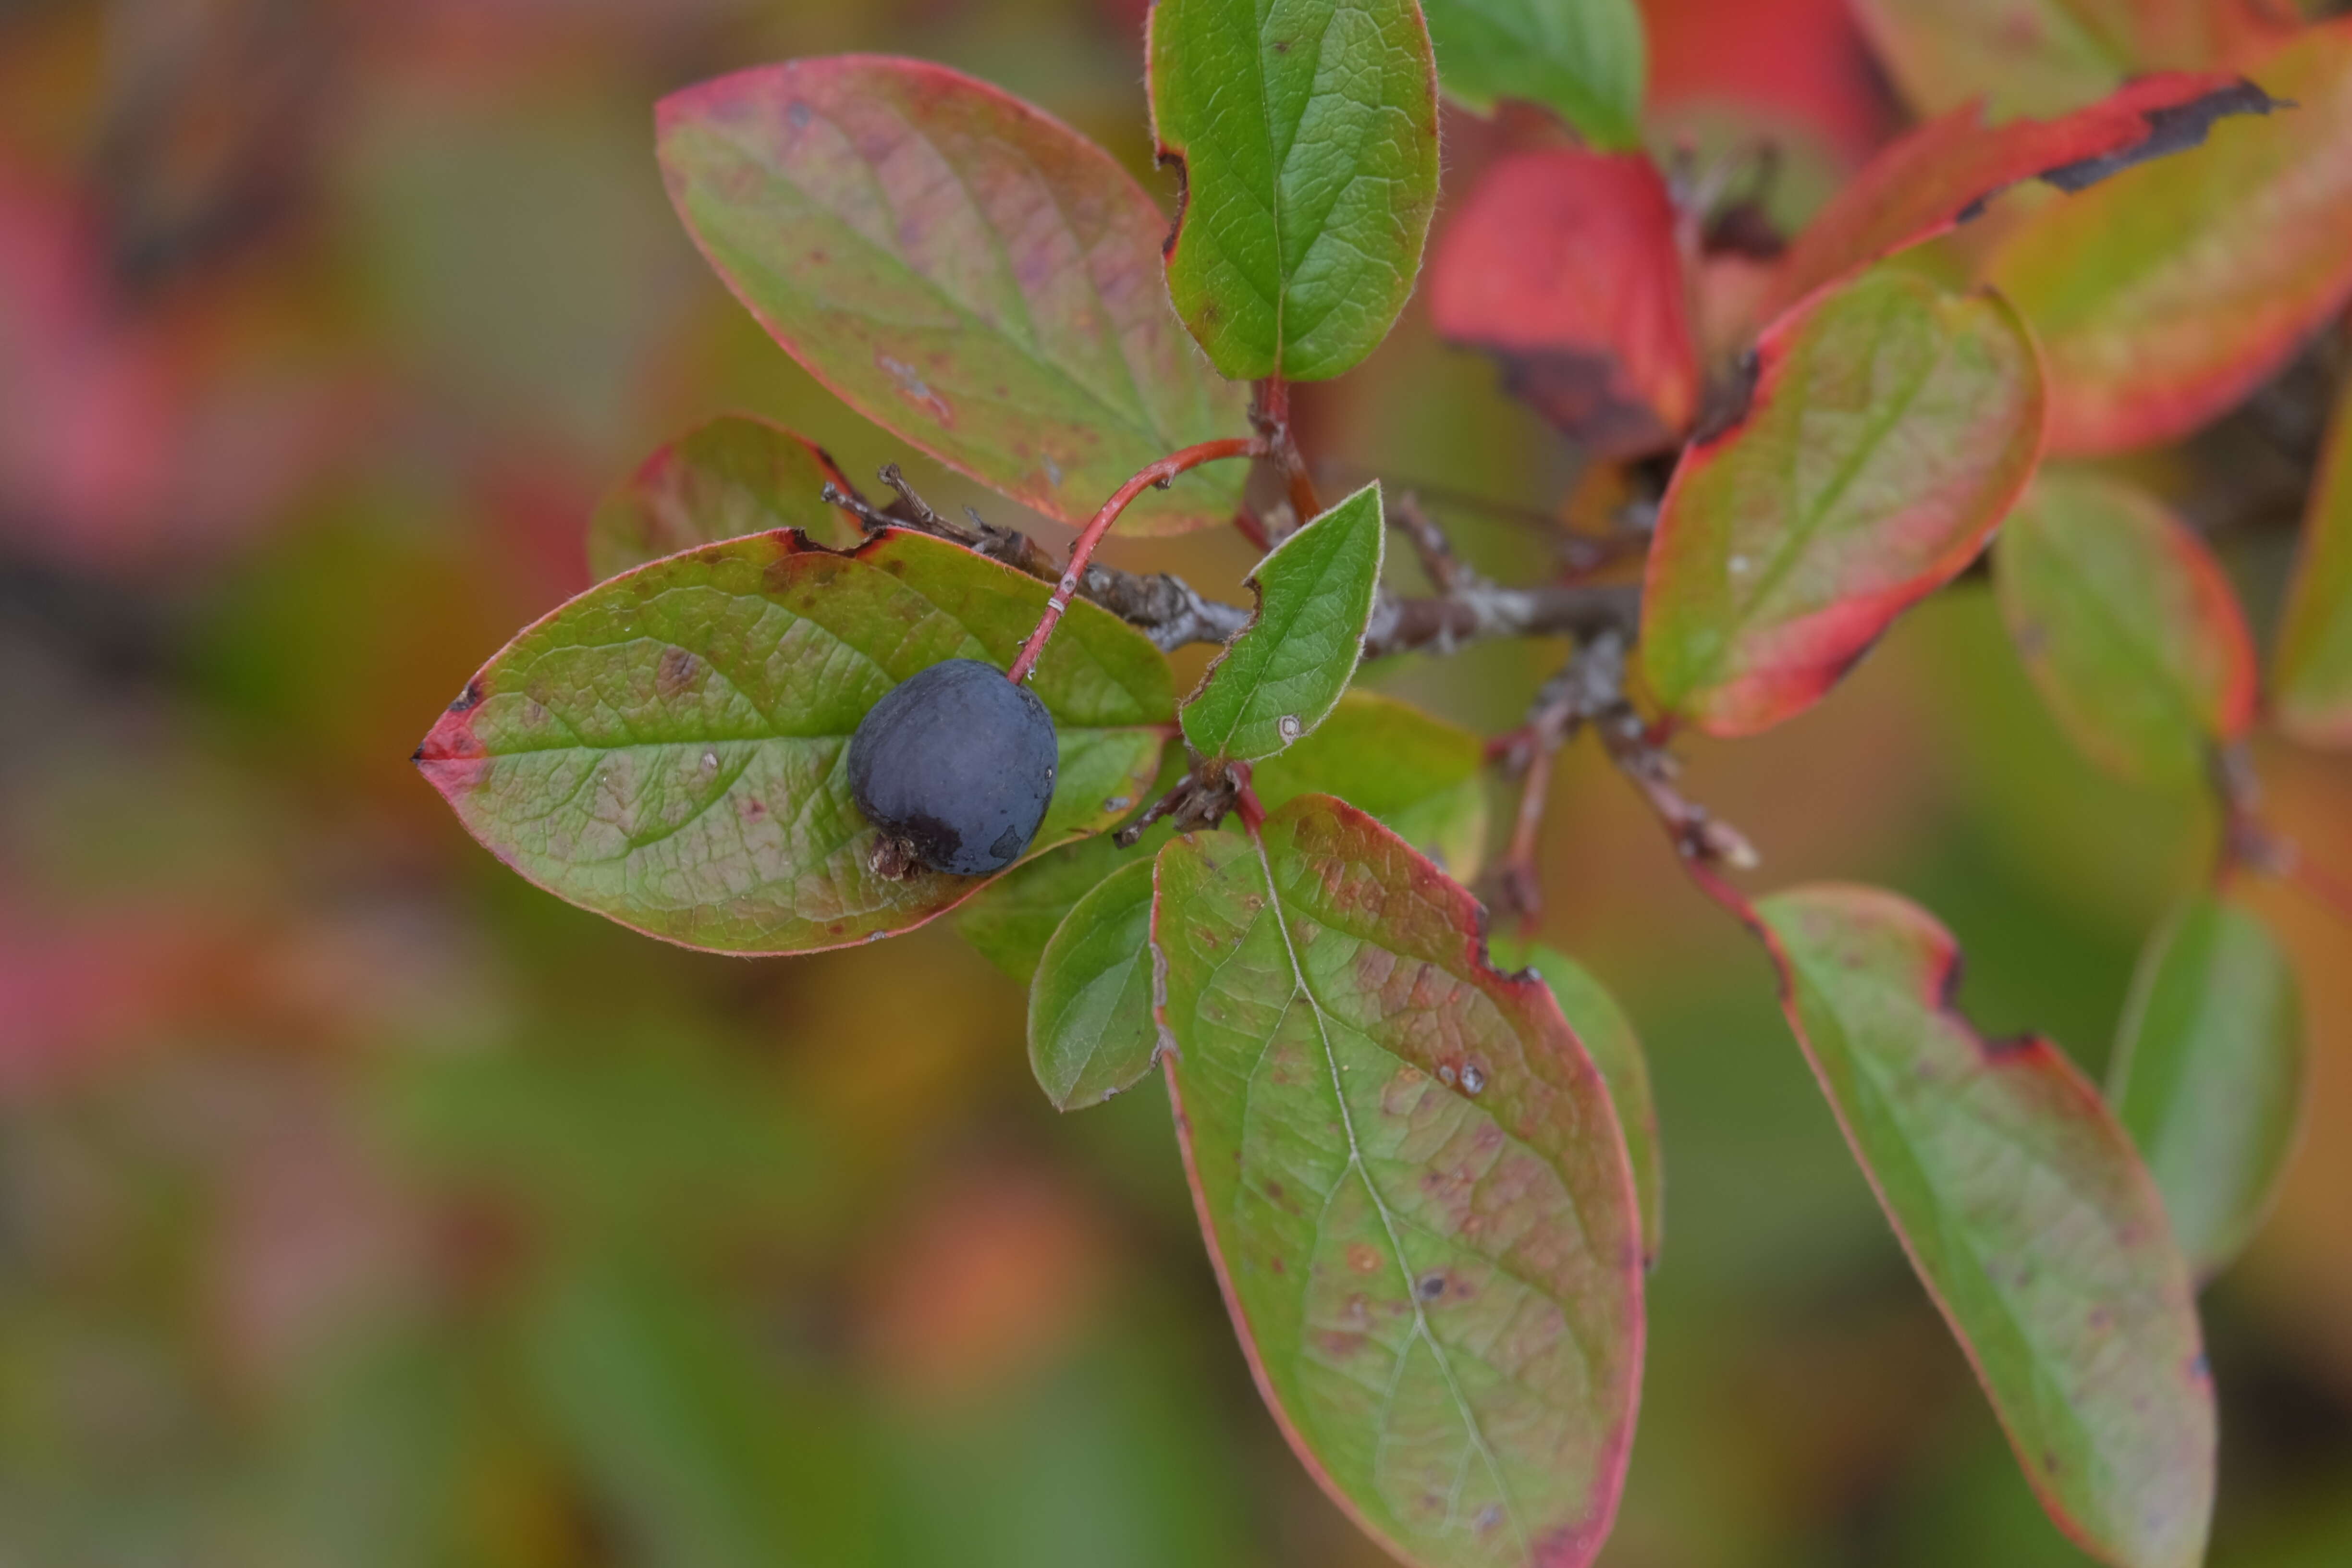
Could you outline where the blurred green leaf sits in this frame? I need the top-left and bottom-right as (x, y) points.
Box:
(2109, 894), (2305, 1280)
(1639, 268), (2044, 736)
(1420, 0), (1645, 148)
(588, 415), (860, 578)
(1028, 858), (1161, 1111)
(1994, 469), (2256, 789)
(1147, 0), (1440, 380)
(415, 529), (1171, 955)
(658, 57), (1250, 535)
(1756, 884), (2214, 1568)
(2274, 377), (2352, 748)
(1154, 797), (1642, 1568)
(1181, 484), (1385, 762)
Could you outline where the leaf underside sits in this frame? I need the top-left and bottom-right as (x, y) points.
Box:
(657, 56), (1250, 535)
(1756, 885), (2214, 1568)
(1154, 795), (1643, 1568)
(1994, 469), (2255, 789)
(1638, 267), (2046, 736)
(588, 414), (859, 579)
(415, 528), (1172, 956)
(1147, 0), (1442, 382)
(2110, 895), (2305, 1280)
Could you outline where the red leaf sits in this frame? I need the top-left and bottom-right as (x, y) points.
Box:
(1764, 72), (2278, 327)
(1639, 0), (1901, 162)
(1429, 149), (1699, 457)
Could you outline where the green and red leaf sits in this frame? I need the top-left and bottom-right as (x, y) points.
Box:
(1638, 267), (2045, 736)
(587, 415), (859, 578)
(415, 528), (1172, 956)
(1419, 0), (1646, 148)
(1153, 796), (1643, 1568)
(1986, 19), (2352, 455)
(1994, 469), (2257, 788)
(1763, 72), (2279, 328)
(1251, 688), (1490, 883)
(2110, 894), (2306, 1280)
(657, 57), (1250, 536)
(1753, 884), (2215, 1568)
(1429, 149), (1700, 458)
(1028, 858), (1161, 1111)
(1147, 0), (1442, 382)
(2274, 372), (2352, 747)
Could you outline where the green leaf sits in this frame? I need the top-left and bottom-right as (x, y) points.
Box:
(956, 821), (1175, 985)
(1182, 484), (1387, 763)
(1984, 20), (2352, 455)
(1251, 688), (1489, 882)
(2110, 895), (2305, 1280)
(1994, 469), (2256, 789)
(415, 528), (1172, 955)
(588, 415), (858, 579)
(1147, 0), (1442, 381)
(657, 57), (1250, 536)
(1487, 939), (1662, 1266)
(1028, 858), (1162, 1110)
(1639, 268), (2045, 736)
(1154, 796), (1643, 1568)
(2275, 377), (2352, 748)
(1420, 0), (1646, 149)
(1755, 884), (2214, 1568)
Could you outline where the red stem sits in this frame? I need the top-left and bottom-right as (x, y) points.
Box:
(1005, 437), (1264, 685)
(1233, 761), (1266, 833)
(1256, 376), (1323, 523)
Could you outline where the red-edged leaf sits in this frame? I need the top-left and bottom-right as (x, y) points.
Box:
(1429, 149), (1699, 457)
(1754, 885), (2215, 1568)
(415, 528), (1172, 956)
(587, 415), (859, 579)
(1153, 796), (1643, 1568)
(656, 57), (1250, 536)
(1994, 469), (2257, 788)
(1639, 267), (2045, 735)
(2274, 372), (2352, 747)
(1986, 20), (2352, 455)
(1850, 0), (2291, 120)
(1763, 73), (2278, 327)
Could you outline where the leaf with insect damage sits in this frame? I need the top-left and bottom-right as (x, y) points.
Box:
(1153, 796), (1643, 1568)
(1754, 884), (2215, 1568)
(1419, 0), (1646, 148)
(1638, 267), (2045, 736)
(1147, 0), (1441, 381)
(2110, 894), (2305, 1281)
(1429, 149), (1699, 458)
(414, 529), (1172, 956)
(1849, 0), (2289, 120)
(2275, 375), (2352, 748)
(587, 415), (862, 578)
(1182, 484), (1387, 763)
(1028, 858), (1161, 1111)
(657, 57), (1250, 536)
(1986, 20), (2352, 455)
(1994, 469), (2256, 789)
(1487, 939), (1662, 1265)
(1760, 73), (2280, 328)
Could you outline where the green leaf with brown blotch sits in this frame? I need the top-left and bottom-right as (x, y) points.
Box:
(1182, 485), (1387, 763)
(588, 415), (860, 579)
(414, 529), (1172, 956)
(1755, 884), (2214, 1568)
(1251, 688), (1488, 883)
(1985, 19), (2352, 455)
(1638, 267), (2045, 736)
(2275, 377), (2352, 748)
(1028, 858), (1161, 1111)
(1487, 939), (1661, 1267)
(1994, 469), (2256, 789)
(1147, 0), (1441, 381)
(657, 57), (1250, 536)
(1154, 796), (1643, 1568)
(2110, 895), (2305, 1281)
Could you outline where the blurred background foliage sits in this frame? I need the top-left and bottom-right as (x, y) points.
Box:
(0, 0), (2348, 1564)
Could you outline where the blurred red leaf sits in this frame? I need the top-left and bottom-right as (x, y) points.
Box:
(1763, 72), (2277, 328)
(1429, 148), (1699, 458)
(586, 415), (859, 580)
(1639, 0), (1899, 161)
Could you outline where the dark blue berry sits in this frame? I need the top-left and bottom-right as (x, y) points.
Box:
(847, 658), (1058, 876)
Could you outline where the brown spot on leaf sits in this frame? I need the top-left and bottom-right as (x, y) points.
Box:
(446, 680), (483, 713)
(1347, 1243), (1380, 1274)
(656, 646), (700, 699)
